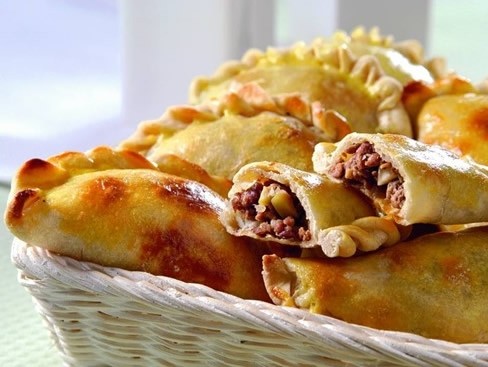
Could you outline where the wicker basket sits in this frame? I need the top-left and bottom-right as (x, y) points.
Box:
(10, 238), (488, 367)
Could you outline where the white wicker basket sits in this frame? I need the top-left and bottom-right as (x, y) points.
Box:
(10, 238), (488, 367)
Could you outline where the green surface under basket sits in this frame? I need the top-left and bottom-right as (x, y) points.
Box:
(0, 185), (62, 367)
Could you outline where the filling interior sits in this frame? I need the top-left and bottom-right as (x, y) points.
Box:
(329, 141), (405, 210)
(231, 179), (311, 241)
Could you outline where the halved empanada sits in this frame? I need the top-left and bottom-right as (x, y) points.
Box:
(5, 147), (270, 301)
(313, 133), (488, 225)
(221, 161), (410, 257)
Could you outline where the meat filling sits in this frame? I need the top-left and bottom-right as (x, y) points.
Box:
(231, 180), (311, 241)
(329, 142), (405, 209)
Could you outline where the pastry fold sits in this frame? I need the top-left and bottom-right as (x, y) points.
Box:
(4, 147), (269, 301)
(312, 133), (488, 225)
(221, 161), (408, 257)
(262, 226), (488, 343)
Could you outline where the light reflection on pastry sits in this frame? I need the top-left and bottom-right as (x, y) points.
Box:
(221, 161), (409, 258)
(313, 133), (488, 225)
(5, 147), (270, 301)
(190, 35), (412, 137)
(262, 226), (488, 343)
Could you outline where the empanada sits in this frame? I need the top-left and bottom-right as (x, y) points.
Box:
(262, 226), (488, 343)
(144, 111), (322, 180)
(416, 93), (488, 165)
(120, 86), (351, 179)
(221, 161), (410, 257)
(316, 26), (441, 85)
(190, 37), (412, 137)
(5, 147), (270, 301)
(312, 133), (488, 225)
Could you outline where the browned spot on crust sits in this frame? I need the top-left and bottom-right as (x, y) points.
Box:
(383, 244), (417, 269)
(82, 176), (126, 209)
(467, 107), (488, 140)
(139, 228), (230, 291)
(440, 256), (471, 287)
(153, 177), (221, 214)
(122, 149), (156, 168)
(22, 158), (53, 171)
(16, 158), (70, 189)
(8, 189), (39, 220)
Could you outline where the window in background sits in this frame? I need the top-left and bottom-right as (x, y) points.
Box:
(429, 0), (488, 83)
(1, 0), (486, 183)
(0, 0), (122, 182)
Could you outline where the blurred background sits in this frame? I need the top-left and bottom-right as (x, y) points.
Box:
(1, 0), (487, 182)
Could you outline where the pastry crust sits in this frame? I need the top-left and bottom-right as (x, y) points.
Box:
(5, 147), (270, 301)
(416, 93), (488, 165)
(313, 133), (488, 225)
(262, 226), (488, 343)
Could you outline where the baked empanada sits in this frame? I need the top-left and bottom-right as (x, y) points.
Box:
(317, 27), (441, 85)
(416, 93), (488, 165)
(402, 74), (478, 129)
(5, 147), (270, 301)
(262, 226), (488, 343)
(120, 85), (353, 180)
(313, 133), (488, 225)
(221, 161), (410, 257)
(190, 38), (412, 137)
(143, 111), (322, 180)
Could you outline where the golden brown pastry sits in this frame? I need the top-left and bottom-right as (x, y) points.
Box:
(416, 93), (488, 165)
(190, 37), (412, 137)
(402, 74), (478, 131)
(4, 147), (270, 301)
(312, 133), (488, 225)
(221, 161), (410, 257)
(262, 226), (488, 343)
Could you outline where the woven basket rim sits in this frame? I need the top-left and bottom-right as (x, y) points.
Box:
(10, 238), (488, 367)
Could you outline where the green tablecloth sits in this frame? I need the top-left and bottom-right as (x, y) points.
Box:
(0, 184), (63, 366)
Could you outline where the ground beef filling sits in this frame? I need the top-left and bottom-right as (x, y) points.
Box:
(329, 142), (406, 209)
(231, 180), (312, 241)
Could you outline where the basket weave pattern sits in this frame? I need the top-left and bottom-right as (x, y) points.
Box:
(11, 239), (488, 367)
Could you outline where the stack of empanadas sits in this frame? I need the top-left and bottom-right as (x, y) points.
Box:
(5, 27), (488, 343)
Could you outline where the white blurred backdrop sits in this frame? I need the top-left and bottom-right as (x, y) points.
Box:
(1, 0), (487, 182)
